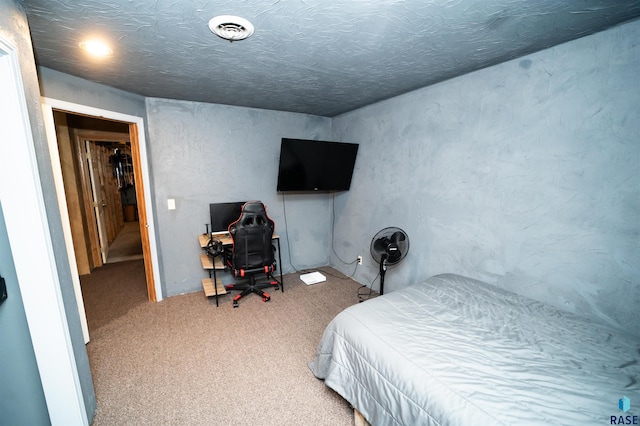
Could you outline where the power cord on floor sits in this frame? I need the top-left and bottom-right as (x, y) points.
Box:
(357, 273), (379, 303)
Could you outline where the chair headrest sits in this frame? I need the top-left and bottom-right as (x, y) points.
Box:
(229, 201), (272, 234)
(242, 201), (266, 214)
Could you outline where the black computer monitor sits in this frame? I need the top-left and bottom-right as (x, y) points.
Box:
(209, 202), (246, 234)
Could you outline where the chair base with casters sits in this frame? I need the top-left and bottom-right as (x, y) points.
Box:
(225, 265), (280, 308)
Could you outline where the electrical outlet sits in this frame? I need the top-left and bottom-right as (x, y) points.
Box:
(357, 255), (363, 265)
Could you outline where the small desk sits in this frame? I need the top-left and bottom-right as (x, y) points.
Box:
(198, 233), (283, 306)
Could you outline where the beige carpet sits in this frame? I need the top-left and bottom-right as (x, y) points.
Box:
(81, 261), (370, 425)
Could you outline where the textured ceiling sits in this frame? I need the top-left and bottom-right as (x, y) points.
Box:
(20, 0), (640, 117)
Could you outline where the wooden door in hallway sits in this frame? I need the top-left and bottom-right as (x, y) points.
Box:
(85, 140), (125, 264)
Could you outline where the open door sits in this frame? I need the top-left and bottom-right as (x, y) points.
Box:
(129, 123), (157, 302)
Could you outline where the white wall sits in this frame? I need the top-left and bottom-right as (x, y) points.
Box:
(330, 19), (640, 334)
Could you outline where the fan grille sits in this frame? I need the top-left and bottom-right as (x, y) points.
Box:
(370, 227), (409, 265)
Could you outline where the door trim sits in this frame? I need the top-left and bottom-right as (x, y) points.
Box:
(0, 36), (88, 425)
(41, 106), (91, 343)
(41, 98), (162, 304)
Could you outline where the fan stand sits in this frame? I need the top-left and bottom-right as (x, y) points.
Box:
(379, 253), (388, 295)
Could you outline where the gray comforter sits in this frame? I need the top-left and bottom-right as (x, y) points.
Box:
(309, 273), (640, 425)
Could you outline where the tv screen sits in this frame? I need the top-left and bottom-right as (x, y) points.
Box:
(209, 201), (246, 234)
(276, 138), (359, 192)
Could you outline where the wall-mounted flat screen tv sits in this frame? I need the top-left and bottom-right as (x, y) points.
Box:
(209, 201), (246, 234)
(276, 138), (359, 192)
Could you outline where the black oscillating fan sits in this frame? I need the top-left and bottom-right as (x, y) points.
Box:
(370, 227), (410, 295)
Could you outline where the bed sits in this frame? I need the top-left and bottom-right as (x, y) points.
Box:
(309, 273), (640, 425)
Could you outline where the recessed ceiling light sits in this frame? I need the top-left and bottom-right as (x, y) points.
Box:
(78, 39), (113, 58)
(208, 15), (254, 41)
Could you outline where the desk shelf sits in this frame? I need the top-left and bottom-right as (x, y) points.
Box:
(200, 253), (224, 270)
(199, 233), (232, 247)
(201, 277), (227, 297)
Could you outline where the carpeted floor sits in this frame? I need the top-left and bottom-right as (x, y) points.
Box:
(81, 261), (369, 425)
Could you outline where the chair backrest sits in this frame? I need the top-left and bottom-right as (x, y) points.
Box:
(228, 201), (275, 272)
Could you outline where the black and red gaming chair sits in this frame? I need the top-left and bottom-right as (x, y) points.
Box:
(224, 201), (280, 307)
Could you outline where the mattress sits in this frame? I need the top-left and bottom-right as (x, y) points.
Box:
(309, 273), (640, 425)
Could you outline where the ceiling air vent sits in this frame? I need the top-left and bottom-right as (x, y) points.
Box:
(208, 15), (254, 41)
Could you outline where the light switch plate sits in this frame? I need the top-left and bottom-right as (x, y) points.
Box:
(167, 199), (176, 210)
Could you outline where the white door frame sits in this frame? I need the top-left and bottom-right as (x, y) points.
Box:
(41, 98), (163, 306)
(0, 36), (88, 425)
(40, 105), (91, 343)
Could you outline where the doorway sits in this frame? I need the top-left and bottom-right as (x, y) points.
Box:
(41, 98), (162, 343)
(52, 111), (144, 273)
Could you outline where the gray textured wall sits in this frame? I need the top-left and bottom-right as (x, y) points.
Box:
(39, 66), (146, 117)
(330, 20), (640, 334)
(145, 98), (332, 296)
